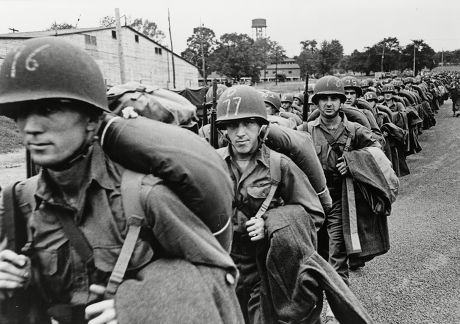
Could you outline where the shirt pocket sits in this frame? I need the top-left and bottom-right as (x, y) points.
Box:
(93, 240), (154, 273)
(247, 184), (271, 215)
(36, 240), (70, 276)
(35, 240), (72, 298)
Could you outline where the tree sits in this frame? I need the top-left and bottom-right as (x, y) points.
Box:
(181, 26), (218, 78)
(210, 33), (260, 81)
(374, 37), (402, 72)
(316, 40), (344, 75)
(48, 22), (75, 30)
(300, 39), (318, 52)
(401, 40), (436, 75)
(98, 16), (165, 44)
(99, 16), (116, 27)
(296, 48), (320, 77)
(130, 18), (165, 44)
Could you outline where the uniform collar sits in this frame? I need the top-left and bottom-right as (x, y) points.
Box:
(311, 111), (353, 131)
(221, 143), (269, 168)
(34, 142), (116, 209)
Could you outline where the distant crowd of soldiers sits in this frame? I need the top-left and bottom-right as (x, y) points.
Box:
(0, 37), (456, 324)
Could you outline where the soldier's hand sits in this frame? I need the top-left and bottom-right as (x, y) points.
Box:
(0, 250), (31, 293)
(336, 157), (349, 176)
(246, 217), (265, 241)
(85, 284), (117, 324)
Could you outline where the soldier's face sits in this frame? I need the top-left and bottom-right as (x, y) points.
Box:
(16, 104), (97, 168)
(226, 119), (261, 158)
(292, 98), (301, 106)
(384, 93), (393, 101)
(281, 102), (291, 110)
(265, 103), (277, 115)
(344, 89), (357, 104)
(317, 95), (342, 119)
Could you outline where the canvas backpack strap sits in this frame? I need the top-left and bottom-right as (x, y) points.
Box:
(105, 169), (145, 298)
(254, 150), (281, 219)
(2, 182), (24, 253)
(342, 122), (361, 253)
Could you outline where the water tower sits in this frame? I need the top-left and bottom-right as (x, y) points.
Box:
(251, 18), (267, 40)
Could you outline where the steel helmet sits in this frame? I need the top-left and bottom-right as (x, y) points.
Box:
(392, 79), (404, 89)
(0, 37), (109, 118)
(280, 93), (293, 103)
(381, 84), (395, 94)
(363, 91), (378, 102)
(403, 77), (414, 85)
(216, 85), (268, 126)
(293, 92), (305, 104)
(360, 79), (371, 88)
(205, 84), (228, 106)
(311, 75), (346, 104)
(341, 76), (363, 97)
(258, 89), (281, 112)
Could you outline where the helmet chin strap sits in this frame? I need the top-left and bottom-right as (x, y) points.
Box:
(46, 131), (97, 171)
(47, 141), (93, 171)
(258, 124), (270, 146)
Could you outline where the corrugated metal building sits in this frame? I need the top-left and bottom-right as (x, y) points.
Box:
(0, 26), (199, 89)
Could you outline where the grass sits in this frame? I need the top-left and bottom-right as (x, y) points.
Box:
(254, 81), (315, 94)
(0, 116), (22, 153)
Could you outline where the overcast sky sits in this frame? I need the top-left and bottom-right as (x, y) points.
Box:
(1, 0), (459, 57)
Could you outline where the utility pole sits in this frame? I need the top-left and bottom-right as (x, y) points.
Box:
(197, 25), (207, 86)
(115, 8), (126, 83)
(381, 45), (385, 73)
(168, 9), (176, 89)
(441, 49), (444, 66)
(413, 44), (417, 76)
(275, 50), (278, 85)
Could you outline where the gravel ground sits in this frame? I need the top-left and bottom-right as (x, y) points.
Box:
(350, 100), (460, 323)
(0, 101), (458, 323)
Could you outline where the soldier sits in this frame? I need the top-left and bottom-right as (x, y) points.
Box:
(0, 37), (243, 324)
(279, 93), (302, 125)
(215, 85), (327, 323)
(304, 77), (380, 322)
(280, 93), (294, 112)
(198, 83), (228, 147)
(381, 84), (406, 112)
(259, 89), (297, 129)
(342, 76), (363, 105)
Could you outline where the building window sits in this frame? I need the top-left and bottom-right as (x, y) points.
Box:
(135, 35), (139, 43)
(288, 71), (292, 74)
(155, 47), (162, 55)
(112, 31), (116, 39)
(84, 34), (97, 46)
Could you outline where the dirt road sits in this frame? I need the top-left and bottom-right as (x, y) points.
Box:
(350, 101), (460, 323)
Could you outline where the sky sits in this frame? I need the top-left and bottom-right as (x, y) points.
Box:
(0, 0), (459, 58)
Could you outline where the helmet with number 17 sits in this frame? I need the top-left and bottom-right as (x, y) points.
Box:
(215, 85), (268, 127)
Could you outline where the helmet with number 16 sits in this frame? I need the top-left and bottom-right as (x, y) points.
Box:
(0, 37), (109, 118)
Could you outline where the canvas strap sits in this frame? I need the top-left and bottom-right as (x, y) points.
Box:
(254, 151), (281, 219)
(105, 170), (145, 298)
(343, 134), (362, 253)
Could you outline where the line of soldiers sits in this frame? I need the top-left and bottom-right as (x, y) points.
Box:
(196, 73), (450, 323)
(0, 36), (452, 324)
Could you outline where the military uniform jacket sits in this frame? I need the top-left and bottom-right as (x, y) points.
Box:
(217, 144), (325, 234)
(0, 143), (236, 311)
